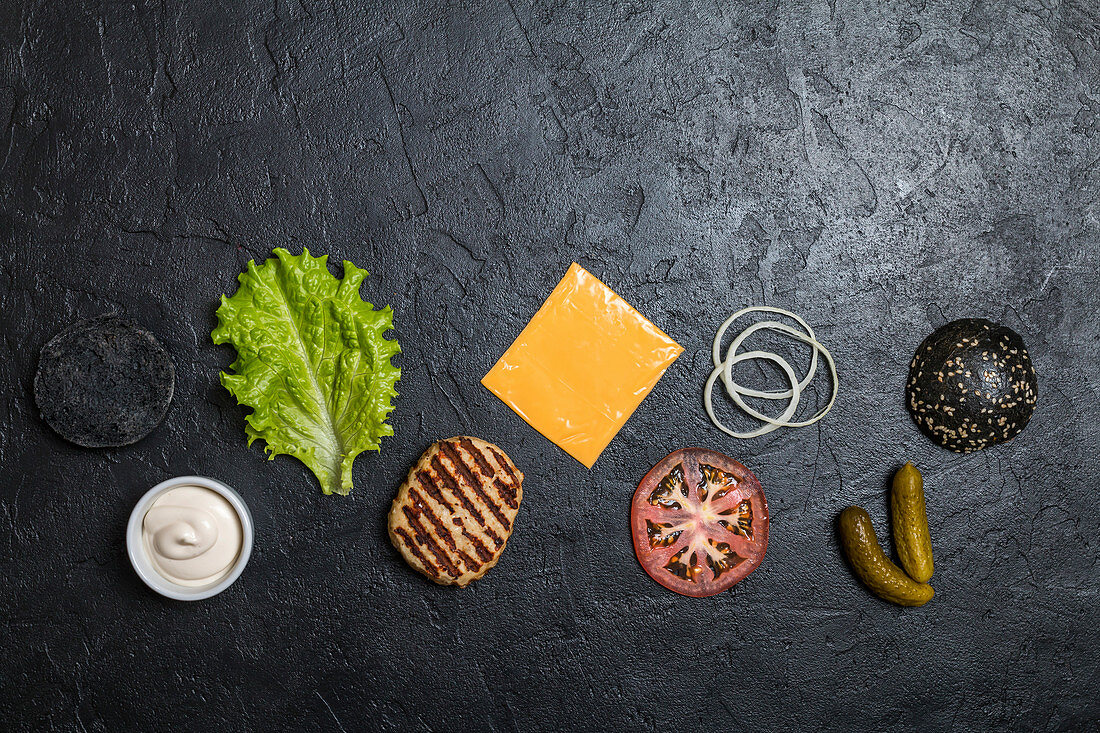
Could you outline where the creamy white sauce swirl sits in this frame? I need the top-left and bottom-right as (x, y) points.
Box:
(142, 486), (242, 587)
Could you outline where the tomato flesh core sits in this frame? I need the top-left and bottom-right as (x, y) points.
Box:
(631, 448), (769, 597)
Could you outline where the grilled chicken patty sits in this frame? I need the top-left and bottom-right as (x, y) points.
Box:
(388, 437), (523, 586)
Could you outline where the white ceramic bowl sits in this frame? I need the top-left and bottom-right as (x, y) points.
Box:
(127, 475), (253, 601)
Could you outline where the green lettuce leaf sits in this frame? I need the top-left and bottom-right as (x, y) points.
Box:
(212, 248), (401, 495)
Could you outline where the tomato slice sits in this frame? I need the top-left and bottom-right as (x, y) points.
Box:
(631, 448), (769, 597)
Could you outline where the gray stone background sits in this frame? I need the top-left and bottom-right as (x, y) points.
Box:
(1, 0), (1098, 730)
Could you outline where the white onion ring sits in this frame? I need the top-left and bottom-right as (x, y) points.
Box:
(711, 307), (819, 387)
(720, 320), (818, 400)
(705, 307), (838, 437)
(705, 350), (800, 439)
(723, 321), (838, 428)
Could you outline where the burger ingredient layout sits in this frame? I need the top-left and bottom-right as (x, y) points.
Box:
(389, 437), (523, 586)
(482, 263), (682, 468)
(212, 248), (401, 496)
(631, 448), (769, 597)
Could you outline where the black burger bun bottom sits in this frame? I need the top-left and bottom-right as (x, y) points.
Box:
(906, 318), (1037, 453)
(34, 316), (176, 448)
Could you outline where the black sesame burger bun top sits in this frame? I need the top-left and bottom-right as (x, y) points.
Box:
(34, 315), (176, 448)
(906, 318), (1037, 454)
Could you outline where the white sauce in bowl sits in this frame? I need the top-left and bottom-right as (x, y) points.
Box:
(142, 485), (243, 587)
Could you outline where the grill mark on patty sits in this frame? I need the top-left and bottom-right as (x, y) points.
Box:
(406, 488), (481, 572)
(488, 445), (521, 485)
(430, 454), (486, 526)
(440, 440), (511, 531)
(461, 437), (496, 477)
(416, 470), (456, 514)
(408, 488), (457, 552)
(458, 520), (495, 563)
(390, 438), (523, 585)
(470, 440), (519, 509)
(493, 477), (519, 509)
(454, 548), (479, 570)
(392, 527), (439, 578)
(402, 492), (480, 575)
(401, 505), (461, 577)
(430, 454), (504, 548)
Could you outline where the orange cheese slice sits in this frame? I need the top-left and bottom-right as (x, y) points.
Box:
(482, 263), (683, 468)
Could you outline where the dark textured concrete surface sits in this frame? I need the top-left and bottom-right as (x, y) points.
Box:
(2, 1), (1099, 730)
